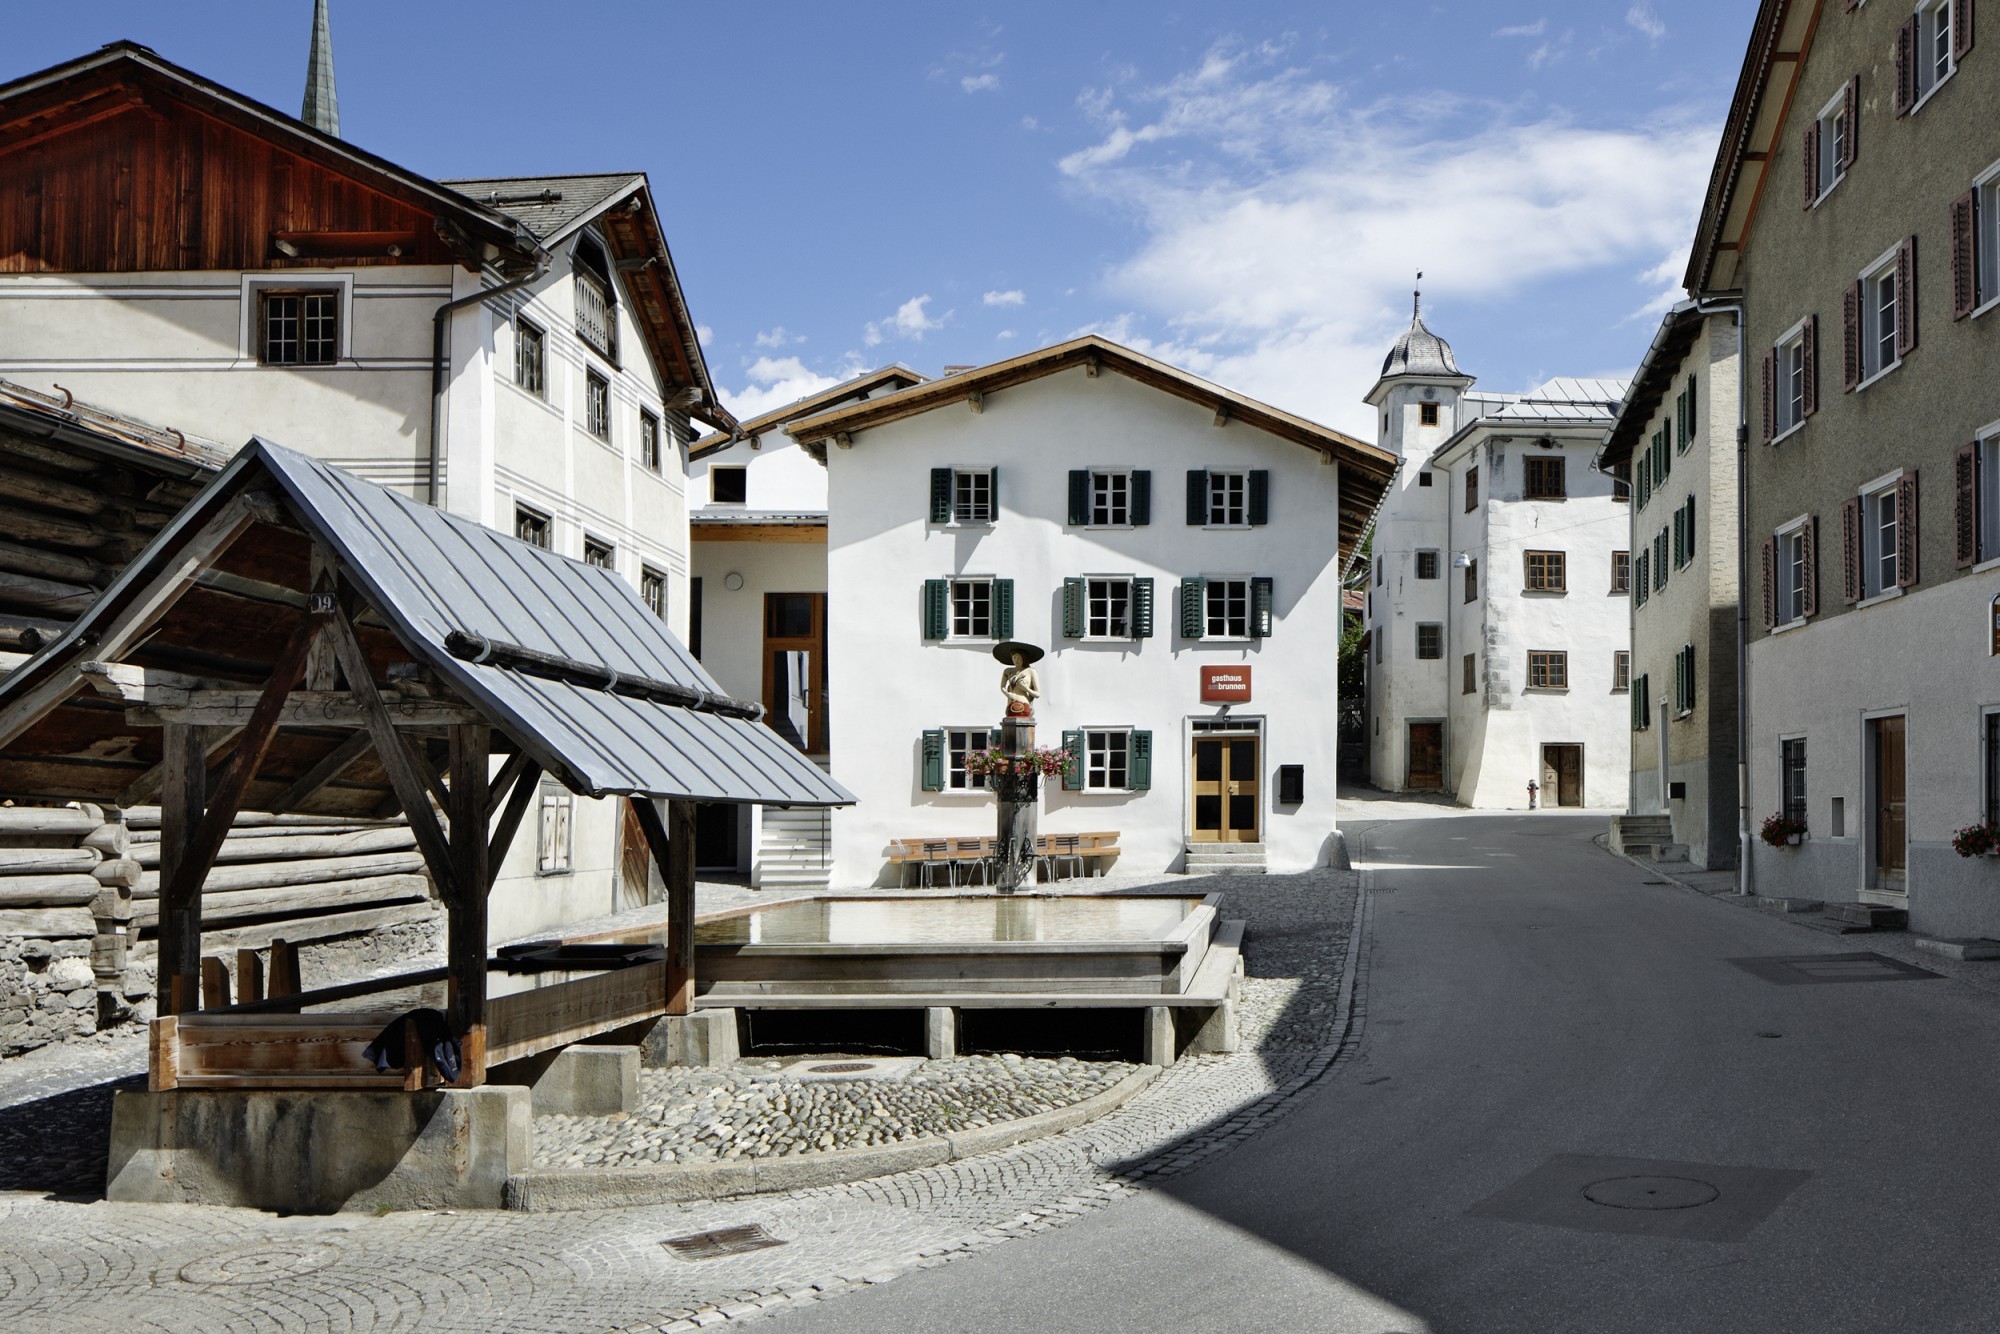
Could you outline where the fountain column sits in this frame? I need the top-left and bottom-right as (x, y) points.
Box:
(996, 712), (1039, 892)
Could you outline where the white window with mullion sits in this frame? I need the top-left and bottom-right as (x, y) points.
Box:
(1765, 315), (1815, 441)
(1085, 729), (1131, 792)
(1091, 470), (1130, 526)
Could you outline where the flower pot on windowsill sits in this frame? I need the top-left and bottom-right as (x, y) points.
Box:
(1786, 834), (1803, 847)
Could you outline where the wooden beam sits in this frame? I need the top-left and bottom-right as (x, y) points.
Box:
(323, 606), (456, 898)
(633, 797), (697, 1016)
(305, 548), (339, 691)
(446, 723), (491, 1083)
(689, 523), (826, 544)
(1213, 404), (1231, 428)
(121, 723), (239, 808)
(128, 692), (481, 728)
(266, 729), (373, 813)
(155, 722), (205, 1015)
(968, 391), (984, 415)
(486, 760), (542, 892)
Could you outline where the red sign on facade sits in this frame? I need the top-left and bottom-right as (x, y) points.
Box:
(1201, 666), (1252, 703)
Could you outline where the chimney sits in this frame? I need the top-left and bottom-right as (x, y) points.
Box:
(301, 0), (340, 137)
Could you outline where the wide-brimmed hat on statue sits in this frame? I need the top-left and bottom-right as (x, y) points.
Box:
(992, 640), (1045, 665)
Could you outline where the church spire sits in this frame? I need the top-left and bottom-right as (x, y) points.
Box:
(1414, 271), (1423, 321)
(301, 0), (340, 138)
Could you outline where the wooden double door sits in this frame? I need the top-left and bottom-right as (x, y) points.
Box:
(1192, 735), (1260, 843)
(1541, 744), (1583, 807)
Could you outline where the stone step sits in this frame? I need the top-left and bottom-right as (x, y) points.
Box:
(1651, 844), (1690, 864)
(1823, 901), (1908, 931)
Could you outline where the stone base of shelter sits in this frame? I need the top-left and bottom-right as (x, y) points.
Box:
(104, 1084), (531, 1212)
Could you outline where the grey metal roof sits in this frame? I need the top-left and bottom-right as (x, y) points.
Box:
(1378, 301), (1464, 381)
(442, 173), (645, 243)
(248, 441), (851, 806)
(1464, 377), (1628, 424)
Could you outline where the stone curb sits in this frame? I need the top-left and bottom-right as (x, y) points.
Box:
(504, 1065), (1163, 1212)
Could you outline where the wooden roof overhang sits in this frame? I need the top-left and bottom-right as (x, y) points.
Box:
(1685, 1), (1821, 296)
(1599, 305), (1709, 469)
(0, 42), (542, 274)
(594, 185), (732, 434)
(689, 366), (929, 461)
(784, 335), (1400, 564)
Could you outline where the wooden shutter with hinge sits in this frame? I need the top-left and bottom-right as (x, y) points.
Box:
(1842, 77), (1860, 170)
(1761, 348), (1777, 442)
(1841, 495), (1862, 603)
(930, 468), (953, 523)
(994, 578), (1015, 638)
(1802, 315), (1819, 417)
(1062, 730), (1084, 792)
(1896, 16), (1917, 116)
(1952, 190), (1979, 320)
(1248, 470), (1270, 525)
(1068, 470), (1090, 525)
(1762, 537), (1777, 628)
(1955, 0), (1975, 62)
(1843, 283), (1862, 391)
(1131, 470), (1152, 526)
(921, 730), (945, 791)
(1897, 237), (1917, 358)
(1802, 120), (1820, 208)
(1251, 576), (1274, 638)
(1129, 730), (1153, 791)
(1898, 471), (1919, 587)
(1801, 516), (1820, 617)
(1957, 442), (1980, 568)
(1180, 577), (1205, 639)
(1062, 577), (1085, 638)
(1186, 470), (1207, 525)
(1133, 576), (1155, 638)
(923, 578), (948, 638)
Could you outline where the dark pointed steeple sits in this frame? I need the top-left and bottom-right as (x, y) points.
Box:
(301, 0), (340, 137)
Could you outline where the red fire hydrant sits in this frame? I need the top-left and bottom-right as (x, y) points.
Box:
(1526, 779), (1539, 811)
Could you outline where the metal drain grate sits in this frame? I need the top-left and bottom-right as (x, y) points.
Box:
(662, 1224), (786, 1261)
(807, 1061), (876, 1074)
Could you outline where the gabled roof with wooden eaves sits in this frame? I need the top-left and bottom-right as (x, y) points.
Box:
(1599, 304), (1710, 468)
(783, 335), (1400, 560)
(0, 42), (541, 274)
(690, 365), (929, 461)
(1685, 0), (1817, 296)
(0, 439), (853, 814)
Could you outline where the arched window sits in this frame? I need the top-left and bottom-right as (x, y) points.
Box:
(573, 235), (617, 360)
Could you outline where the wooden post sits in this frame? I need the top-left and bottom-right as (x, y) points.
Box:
(267, 938), (300, 1008)
(631, 797), (696, 1014)
(200, 956), (229, 1010)
(446, 722), (491, 1083)
(156, 722), (206, 1014)
(234, 947), (265, 1004)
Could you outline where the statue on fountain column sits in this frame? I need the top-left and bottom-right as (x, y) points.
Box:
(994, 641), (1044, 718)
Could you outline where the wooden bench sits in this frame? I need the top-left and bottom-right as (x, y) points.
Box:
(887, 832), (1122, 885)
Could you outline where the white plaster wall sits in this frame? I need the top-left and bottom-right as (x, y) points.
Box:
(690, 539), (827, 712)
(826, 368), (1346, 886)
(689, 432), (828, 512)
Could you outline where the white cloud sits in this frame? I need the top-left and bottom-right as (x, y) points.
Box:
(1493, 19), (1546, 38)
(997, 329), (1017, 340)
(1053, 40), (1717, 433)
(962, 73), (1001, 93)
(983, 289), (1026, 307)
(719, 354), (864, 421)
(753, 326), (802, 348)
(864, 294), (947, 346)
(695, 324), (713, 346)
(1626, 3), (1666, 42)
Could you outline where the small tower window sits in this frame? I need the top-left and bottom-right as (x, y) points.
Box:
(1419, 402), (1440, 427)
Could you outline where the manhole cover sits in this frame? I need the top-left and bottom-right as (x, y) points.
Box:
(1582, 1175), (1720, 1211)
(807, 1062), (876, 1074)
(662, 1224), (786, 1261)
(179, 1242), (342, 1285)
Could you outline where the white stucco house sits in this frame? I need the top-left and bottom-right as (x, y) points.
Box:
(684, 366), (924, 884)
(1363, 302), (1631, 808)
(784, 336), (1397, 886)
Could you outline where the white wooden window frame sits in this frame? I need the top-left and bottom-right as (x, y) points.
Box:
(238, 272), (354, 365)
(1856, 243), (1904, 390)
(950, 577), (997, 640)
(1774, 512), (1811, 629)
(1912, 0), (1957, 112)
(1084, 575), (1134, 640)
(1813, 87), (1849, 205)
(1088, 469), (1132, 528)
(945, 727), (992, 791)
(1084, 728), (1133, 792)
(1974, 160), (2000, 320)
(1772, 315), (1810, 440)
(951, 468), (996, 525)
(1975, 417), (2000, 571)
(1205, 469), (1249, 528)
(1204, 575), (1253, 640)
(1856, 468), (1906, 605)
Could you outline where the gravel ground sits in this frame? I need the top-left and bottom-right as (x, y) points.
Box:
(534, 1055), (1137, 1168)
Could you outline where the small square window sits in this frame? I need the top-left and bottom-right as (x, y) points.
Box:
(954, 469), (995, 523)
(516, 505), (551, 549)
(1419, 471), (1434, 487)
(1207, 470), (1248, 526)
(583, 536), (614, 570)
(515, 316), (546, 397)
(1612, 550), (1631, 594)
(1523, 457), (1567, 500)
(1464, 559), (1479, 603)
(711, 466), (747, 504)
(641, 566), (666, 619)
(1416, 623), (1442, 659)
(1528, 650), (1568, 690)
(1416, 550), (1440, 580)
(1465, 466), (1479, 512)
(260, 289), (339, 366)
(1613, 650), (1632, 692)
(640, 411), (662, 473)
(1087, 577), (1133, 638)
(1090, 470), (1129, 526)
(585, 370), (611, 441)
(952, 578), (995, 638)
(1419, 402), (1440, 427)
(1085, 729), (1131, 791)
(1524, 550), (1566, 592)
(1462, 653), (1477, 694)
(1206, 578), (1250, 638)
(947, 727), (991, 790)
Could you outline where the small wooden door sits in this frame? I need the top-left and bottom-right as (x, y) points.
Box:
(1407, 724), (1444, 790)
(1874, 715), (1907, 886)
(1192, 736), (1260, 843)
(1542, 745), (1583, 807)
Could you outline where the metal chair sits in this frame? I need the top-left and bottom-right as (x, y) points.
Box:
(1050, 834), (1086, 881)
(950, 838), (992, 886)
(918, 840), (956, 888)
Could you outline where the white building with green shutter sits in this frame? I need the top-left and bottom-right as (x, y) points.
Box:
(785, 335), (1396, 886)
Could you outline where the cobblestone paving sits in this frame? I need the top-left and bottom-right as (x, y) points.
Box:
(0, 866), (1365, 1332)
(535, 1056), (1138, 1168)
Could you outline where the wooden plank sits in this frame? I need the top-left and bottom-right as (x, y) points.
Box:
(633, 798), (696, 1016)
(0, 906), (95, 937)
(0, 847), (101, 873)
(149, 1014), (179, 1092)
(201, 955), (229, 1010)
(0, 806), (98, 837)
(268, 938), (300, 1003)
(0, 874), (102, 906)
(169, 1075), (413, 1091)
(156, 722), (205, 1013)
(143, 899), (437, 957)
(129, 692), (480, 727)
(134, 850), (425, 896)
(234, 948), (264, 1005)
(0, 537), (103, 586)
(0, 568), (98, 615)
(0, 462), (109, 516)
(486, 961), (670, 1066)
(0, 502), (107, 549)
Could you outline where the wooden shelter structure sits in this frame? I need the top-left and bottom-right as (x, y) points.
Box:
(0, 438), (850, 1087)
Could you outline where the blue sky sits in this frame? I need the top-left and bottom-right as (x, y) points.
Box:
(11, 2), (1757, 437)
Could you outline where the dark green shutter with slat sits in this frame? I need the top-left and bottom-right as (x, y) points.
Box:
(1129, 730), (1153, 790)
(1068, 470), (1090, 525)
(1186, 470), (1207, 525)
(922, 578), (948, 639)
(1180, 577), (1205, 639)
(1062, 729), (1085, 791)
(930, 468), (953, 523)
(994, 578), (1014, 639)
(1251, 576), (1274, 638)
(1062, 578), (1085, 638)
(989, 467), (1000, 517)
(1133, 577), (1155, 638)
(1248, 470), (1270, 525)
(1685, 646), (1697, 711)
(1131, 470), (1152, 525)
(921, 729), (945, 791)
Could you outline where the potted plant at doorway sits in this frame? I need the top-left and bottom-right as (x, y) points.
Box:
(1950, 821), (2000, 859)
(1760, 812), (1808, 848)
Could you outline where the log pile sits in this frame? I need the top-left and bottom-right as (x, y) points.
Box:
(0, 802), (134, 1054)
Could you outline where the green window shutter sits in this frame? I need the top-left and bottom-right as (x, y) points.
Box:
(1251, 576), (1274, 638)
(923, 578), (948, 639)
(1180, 577), (1206, 639)
(1131, 470), (1152, 525)
(993, 578), (1015, 639)
(1687, 374), (1697, 444)
(1129, 730), (1153, 791)
(1248, 470), (1270, 525)
(921, 729), (945, 791)
(1133, 577), (1155, 639)
(1068, 470), (1090, 525)
(989, 467), (1000, 517)
(1685, 647), (1697, 711)
(1186, 470), (1207, 525)
(1062, 729), (1085, 791)
(930, 468), (953, 523)
(1686, 497), (1696, 562)
(1062, 577), (1085, 638)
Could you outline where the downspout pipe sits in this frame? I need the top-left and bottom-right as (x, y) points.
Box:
(429, 258), (549, 507)
(1694, 295), (1750, 895)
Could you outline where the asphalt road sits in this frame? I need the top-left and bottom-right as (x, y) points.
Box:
(777, 811), (2000, 1333)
